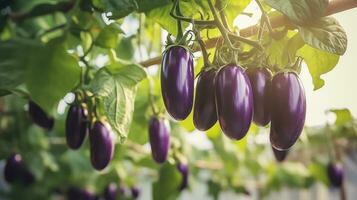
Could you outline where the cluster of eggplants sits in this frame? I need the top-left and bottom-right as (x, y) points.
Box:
(148, 116), (170, 164)
(327, 162), (344, 187)
(65, 105), (89, 150)
(176, 162), (189, 190)
(4, 154), (35, 186)
(28, 101), (54, 130)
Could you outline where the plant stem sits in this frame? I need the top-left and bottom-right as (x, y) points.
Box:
(36, 23), (66, 38)
(175, 0), (183, 39)
(227, 32), (263, 50)
(215, 0), (229, 29)
(255, 0), (274, 34)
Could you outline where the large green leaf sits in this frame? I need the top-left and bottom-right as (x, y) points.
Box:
(95, 24), (123, 49)
(265, 0), (328, 25)
(329, 109), (353, 126)
(297, 44), (339, 90)
(89, 64), (146, 143)
(297, 17), (347, 55)
(222, 0), (251, 27)
(153, 163), (182, 200)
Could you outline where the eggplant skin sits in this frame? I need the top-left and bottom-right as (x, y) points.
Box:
(131, 186), (140, 199)
(28, 101), (54, 130)
(66, 105), (88, 150)
(148, 116), (170, 164)
(215, 64), (253, 140)
(89, 121), (114, 170)
(271, 145), (288, 162)
(327, 163), (343, 187)
(270, 71), (306, 150)
(4, 154), (35, 185)
(161, 46), (194, 121)
(246, 67), (272, 126)
(103, 183), (118, 200)
(67, 187), (97, 200)
(177, 162), (189, 190)
(193, 69), (217, 131)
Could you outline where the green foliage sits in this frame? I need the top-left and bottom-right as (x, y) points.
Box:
(153, 163), (182, 200)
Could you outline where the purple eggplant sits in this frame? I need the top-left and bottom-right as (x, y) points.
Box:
(270, 71), (306, 150)
(327, 162), (343, 187)
(149, 116), (170, 164)
(89, 121), (114, 170)
(246, 67), (272, 126)
(215, 64), (253, 140)
(66, 105), (88, 150)
(131, 186), (140, 199)
(4, 154), (35, 185)
(271, 145), (288, 162)
(28, 101), (54, 130)
(161, 46), (194, 121)
(104, 183), (118, 200)
(193, 69), (217, 131)
(67, 187), (97, 200)
(176, 162), (189, 190)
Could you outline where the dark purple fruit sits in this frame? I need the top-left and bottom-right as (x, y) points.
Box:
(4, 154), (35, 185)
(246, 67), (272, 126)
(161, 46), (194, 120)
(66, 105), (88, 150)
(272, 145), (288, 162)
(270, 71), (306, 150)
(28, 101), (54, 130)
(327, 162), (343, 187)
(215, 64), (253, 140)
(89, 121), (114, 170)
(193, 69), (217, 131)
(176, 162), (189, 190)
(149, 116), (170, 164)
(104, 183), (118, 200)
(67, 187), (97, 200)
(131, 186), (140, 199)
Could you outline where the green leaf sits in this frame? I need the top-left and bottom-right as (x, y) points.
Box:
(329, 109), (353, 126)
(26, 41), (81, 114)
(222, 0), (251, 27)
(297, 44), (339, 90)
(265, 0), (328, 25)
(89, 64), (146, 143)
(308, 162), (329, 186)
(95, 24), (123, 49)
(297, 17), (347, 55)
(153, 163), (182, 200)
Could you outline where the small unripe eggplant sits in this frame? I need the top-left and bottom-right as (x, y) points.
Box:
(67, 187), (97, 200)
(161, 46), (194, 121)
(104, 183), (118, 200)
(246, 67), (272, 126)
(28, 101), (54, 130)
(89, 121), (114, 170)
(66, 105), (88, 149)
(131, 186), (140, 199)
(271, 145), (288, 162)
(149, 116), (170, 164)
(176, 162), (189, 190)
(270, 71), (306, 150)
(193, 69), (217, 131)
(327, 162), (343, 187)
(215, 64), (253, 140)
(4, 154), (35, 185)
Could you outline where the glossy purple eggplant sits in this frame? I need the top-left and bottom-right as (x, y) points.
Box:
(131, 186), (140, 199)
(149, 116), (170, 164)
(327, 162), (343, 187)
(177, 162), (189, 190)
(66, 105), (88, 150)
(161, 46), (194, 121)
(4, 154), (35, 185)
(89, 121), (114, 170)
(193, 69), (217, 131)
(28, 101), (54, 130)
(215, 64), (253, 140)
(246, 67), (272, 126)
(67, 187), (97, 200)
(271, 145), (288, 162)
(104, 183), (118, 200)
(270, 71), (306, 150)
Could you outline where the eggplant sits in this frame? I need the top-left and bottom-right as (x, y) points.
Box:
(89, 121), (114, 170)
(131, 186), (140, 199)
(270, 71), (306, 150)
(271, 145), (288, 162)
(215, 64), (253, 140)
(67, 187), (97, 200)
(104, 183), (118, 200)
(66, 105), (88, 150)
(161, 46), (194, 120)
(246, 67), (272, 126)
(148, 116), (170, 164)
(4, 154), (35, 185)
(193, 69), (217, 131)
(28, 101), (54, 130)
(176, 162), (189, 190)
(327, 162), (343, 187)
